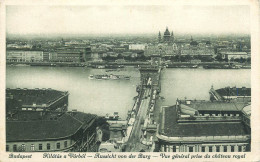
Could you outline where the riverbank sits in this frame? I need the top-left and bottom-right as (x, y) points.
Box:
(6, 61), (251, 69)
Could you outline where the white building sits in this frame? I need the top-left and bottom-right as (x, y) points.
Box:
(221, 52), (249, 60)
(6, 50), (44, 62)
(129, 44), (146, 51)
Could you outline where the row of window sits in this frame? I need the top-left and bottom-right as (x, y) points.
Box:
(198, 145), (242, 152)
(6, 141), (68, 151)
(199, 113), (240, 117)
(163, 145), (244, 152)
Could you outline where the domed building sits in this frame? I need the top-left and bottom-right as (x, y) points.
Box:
(158, 27), (175, 43)
(190, 36), (198, 46)
(163, 27), (171, 42)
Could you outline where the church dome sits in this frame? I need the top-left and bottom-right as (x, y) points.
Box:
(190, 41), (198, 46)
(164, 27), (171, 36)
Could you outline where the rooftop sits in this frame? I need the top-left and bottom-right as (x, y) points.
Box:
(242, 105), (251, 116)
(180, 100), (247, 112)
(215, 87), (251, 97)
(159, 106), (249, 137)
(6, 111), (96, 142)
(6, 88), (68, 106)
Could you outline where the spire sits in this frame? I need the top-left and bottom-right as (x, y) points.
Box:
(171, 31), (174, 43)
(158, 31), (161, 42)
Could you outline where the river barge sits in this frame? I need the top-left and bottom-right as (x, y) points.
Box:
(89, 74), (130, 80)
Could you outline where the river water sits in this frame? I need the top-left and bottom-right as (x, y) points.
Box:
(6, 66), (250, 119)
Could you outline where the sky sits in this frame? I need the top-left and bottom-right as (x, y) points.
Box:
(6, 5), (250, 35)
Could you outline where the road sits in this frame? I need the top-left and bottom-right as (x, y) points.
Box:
(125, 87), (151, 151)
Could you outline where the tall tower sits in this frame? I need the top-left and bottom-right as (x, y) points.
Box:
(158, 31), (162, 43)
(171, 31), (174, 42)
(163, 27), (171, 42)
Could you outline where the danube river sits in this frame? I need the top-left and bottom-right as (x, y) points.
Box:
(6, 66), (250, 119)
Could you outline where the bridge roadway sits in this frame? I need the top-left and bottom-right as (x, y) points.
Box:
(125, 87), (151, 151)
(125, 66), (161, 151)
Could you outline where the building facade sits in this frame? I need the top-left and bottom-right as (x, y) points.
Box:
(158, 27), (175, 43)
(6, 50), (44, 62)
(209, 86), (251, 102)
(156, 102), (251, 152)
(220, 52), (249, 60)
(6, 111), (98, 152)
(56, 50), (83, 62)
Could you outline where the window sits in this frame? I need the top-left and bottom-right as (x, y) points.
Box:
(21, 144), (26, 151)
(223, 146), (227, 152)
(47, 143), (50, 150)
(209, 146), (213, 152)
(64, 141), (67, 148)
(56, 143), (60, 149)
(13, 145), (17, 152)
(6, 145), (9, 151)
(173, 146), (176, 152)
(189, 147), (193, 152)
(238, 146), (242, 152)
(216, 146), (220, 152)
(231, 146), (234, 152)
(39, 144), (42, 150)
(201, 146), (205, 152)
(30, 144), (35, 151)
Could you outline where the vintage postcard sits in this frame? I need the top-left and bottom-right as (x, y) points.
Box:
(0, 0), (259, 161)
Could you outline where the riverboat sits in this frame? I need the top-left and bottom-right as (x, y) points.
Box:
(89, 74), (130, 80)
(203, 64), (241, 69)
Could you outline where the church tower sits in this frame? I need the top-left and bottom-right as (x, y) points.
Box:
(171, 31), (174, 42)
(158, 31), (162, 43)
(163, 27), (171, 42)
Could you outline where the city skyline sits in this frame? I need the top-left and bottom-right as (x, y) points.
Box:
(6, 5), (250, 36)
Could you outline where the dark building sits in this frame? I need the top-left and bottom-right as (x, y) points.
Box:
(6, 88), (69, 117)
(156, 102), (251, 152)
(6, 111), (98, 152)
(163, 27), (171, 42)
(56, 50), (83, 62)
(84, 47), (92, 61)
(158, 27), (175, 43)
(190, 36), (199, 46)
(209, 86), (251, 102)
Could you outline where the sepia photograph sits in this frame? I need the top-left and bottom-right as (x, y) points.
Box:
(2, 0), (260, 161)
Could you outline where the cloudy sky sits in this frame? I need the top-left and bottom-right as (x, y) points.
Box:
(6, 5), (250, 35)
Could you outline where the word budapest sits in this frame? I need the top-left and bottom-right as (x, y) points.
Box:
(9, 153), (32, 159)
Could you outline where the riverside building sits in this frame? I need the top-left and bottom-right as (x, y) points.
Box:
(6, 88), (69, 114)
(6, 111), (98, 152)
(6, 50), (44, 62)
(156, 100), (251, 152)
(6, 88), (99, 152)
